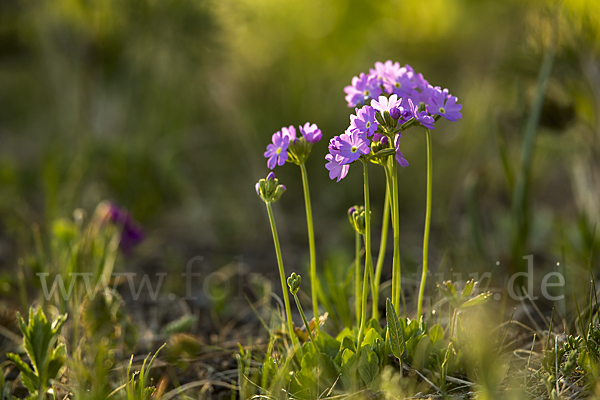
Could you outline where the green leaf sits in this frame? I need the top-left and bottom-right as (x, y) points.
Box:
(411, 334), (432, 370)
(160, 314), (196, 334)
(459, 293), (492, 309)
(316, 330), (341, 359)
(386, 299), (406, 360)
(47, 343), (67, 381)
(358, 348), (379, 386)
(335, 327), (354, 342)
(428, 324), (444, 343)
(6, 353), (39, 393)
(460, 280), (476, 299)
(261, 356), (277, 390)
(366, 318), (383, 336)
(339, 349), (356, 389)
(363, 328), (382, 348)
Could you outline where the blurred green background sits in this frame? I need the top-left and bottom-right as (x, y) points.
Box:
(0, 0), (599, 296)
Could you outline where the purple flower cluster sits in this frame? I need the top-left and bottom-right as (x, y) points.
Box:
(264, 123), (322, 169)
(343, 60), (462, 124)
(327, 60), (463, 181)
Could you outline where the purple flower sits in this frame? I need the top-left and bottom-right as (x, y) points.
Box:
(350, 106), (378, 137)
(281, 125), (297, 142)
(334, 130), (371, 164)
(371, 94), (402, 114)
(264, 131), (290, 169)
(394, 134), (409, 167)
(299, 122), (322, 143)
(325, 153), (350, 182)
(344, 73), (382, 108)
(427, 88), (462, 122)
(370, 61), (401, 91)
(387, 67), (417, 97)
(411, 70), (430, 92)
(408, 98), (435, 130)
(105, 203), (144, 254)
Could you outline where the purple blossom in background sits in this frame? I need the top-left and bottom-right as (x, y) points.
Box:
(105, 203), (144, 254)
(371, 94), (402, 114)
(408, 99), (435, 130)
(350, 106), (378, 137)
(325, 153), (349, 182)
(344, 73), (382, 108)
(394, 134), (409, 167)
(427, 88), (463, 122)
(299, 122), (322, 143)
(264, 131), (290, 169)
(334, 130), (371, 164)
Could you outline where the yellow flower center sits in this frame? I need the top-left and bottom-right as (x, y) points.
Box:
(351, 146), (358, 153)
(439, 107), (446, 114)
(276, 148), (282, 154)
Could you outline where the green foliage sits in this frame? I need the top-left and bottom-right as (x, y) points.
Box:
(242, 297), (470, 399)
(437, 279), (492, 310)
(538, 324), (600, 397)
(80, 288), (139, 353)
(160, 314), (197, 335)
(125, 344), (165, 400)
(6, 308), (67, 395)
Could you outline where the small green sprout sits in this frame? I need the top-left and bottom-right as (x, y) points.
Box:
(6, 308), (67, 396)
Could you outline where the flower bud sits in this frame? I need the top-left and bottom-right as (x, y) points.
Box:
(369, 139), (394, 166)
(256, 173), (287, 203)
(390, 106), (401, 120)
(287, 272), (302, 295)
(375, 111), (386, 127)
(287, 136), (313, 165)
(383, 110), (395, 128)
(348, 205), (367, 235)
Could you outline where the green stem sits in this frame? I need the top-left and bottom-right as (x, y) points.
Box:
(293, 293), (319, 354)
(373, 179), (390, 321)
(418, 129), (433, 317)
(355, 231), (361, 326)
(390, 157), (402, 312)
(300, 163), (320, 334)
(357, 160), (373, 350)
(266, 203), (301, 354)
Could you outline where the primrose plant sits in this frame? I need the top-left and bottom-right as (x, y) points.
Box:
(254, 60), (468, 397)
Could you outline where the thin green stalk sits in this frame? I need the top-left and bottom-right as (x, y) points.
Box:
(293, 293), (319, 354)
(266, 203), (301, 353)
(357, 160), (373, 350)
(391, 158), (402, 312)
(355, 230), (361, 326)
(373, 179), (390, 321)
(300, 163), (320, 334)
(417, 129), (433, 317)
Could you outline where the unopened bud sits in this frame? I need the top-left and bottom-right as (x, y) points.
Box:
(256, 173), (286, 203)
(348, 205), (367, 235)
(287, 272), (302, 295)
